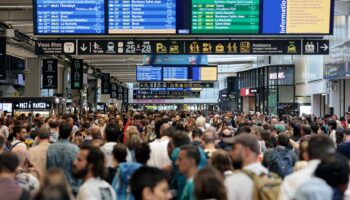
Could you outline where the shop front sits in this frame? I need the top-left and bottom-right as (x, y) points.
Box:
(237, 65), (296, 115)
(0, 97), (63, 117)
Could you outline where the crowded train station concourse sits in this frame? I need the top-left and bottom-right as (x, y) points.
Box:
(1, 0), (350, 200)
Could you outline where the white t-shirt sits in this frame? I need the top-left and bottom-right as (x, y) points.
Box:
(101, 142), (117, 168)
(76, 177), (116, 200)
(147, 136), (172, 168)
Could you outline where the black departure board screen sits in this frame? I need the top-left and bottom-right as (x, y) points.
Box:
(34, 0), (106, 34)
(108, 0), (176, 34)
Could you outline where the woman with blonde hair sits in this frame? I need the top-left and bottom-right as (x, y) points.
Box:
(34, 168), (74, 200)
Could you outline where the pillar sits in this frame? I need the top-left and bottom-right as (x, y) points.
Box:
(24, 58), (41, 97)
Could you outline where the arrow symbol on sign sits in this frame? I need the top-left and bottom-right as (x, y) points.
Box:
(80, 43), (88, 52)
(320, 43), (328, 51)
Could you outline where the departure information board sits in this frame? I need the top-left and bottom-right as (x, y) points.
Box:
(34, 0), (105, 34)
(163, 67), (188, 81)
(192, 0), (260, 34)
(192, 66), (218, 81)
(136, 66), (162, 81)
(108, 0), (176, 34)
(262, 0), (333, 34)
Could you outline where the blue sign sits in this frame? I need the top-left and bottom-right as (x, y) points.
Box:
(34, 0), (105, 34)
(143, 55), (208, 65)
(108, 0), (176, 34)
(136, 66), (162, 81)
(262, 0), (285, 34)
(163, 67), (188, 81)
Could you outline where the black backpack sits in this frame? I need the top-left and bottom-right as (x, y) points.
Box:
(268, 148), (293, 178)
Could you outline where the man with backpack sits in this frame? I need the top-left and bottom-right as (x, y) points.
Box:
(278, 135), (335, 200)
(225, 134), (280, 200)
(10, 125), (28, 152)
(262, 133), (297, 178)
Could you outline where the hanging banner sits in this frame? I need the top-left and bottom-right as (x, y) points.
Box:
(0, 37), (6, 80)
(101, 73), (110, 94)
(42, 59), (58, 89)
(70, 59), (84, 89)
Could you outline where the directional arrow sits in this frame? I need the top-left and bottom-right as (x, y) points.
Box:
(80, 43), (87, 52)
(320, 43), (328, 51)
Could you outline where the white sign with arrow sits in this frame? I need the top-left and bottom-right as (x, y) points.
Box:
(80, 43), (88, 52)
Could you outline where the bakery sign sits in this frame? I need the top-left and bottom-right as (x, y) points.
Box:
(14, 101), (52, 110)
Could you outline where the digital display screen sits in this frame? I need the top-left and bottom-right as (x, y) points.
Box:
(163, 67), (188, 81)
(262, 0), (333, 34)
(34, 0), (105, 34)
(191, 66), (217, 81)
(192, 0), (260, 34)
(136, 66), (162, 81)
(108, 0), (176, 34)
(33, 0), (333, 35)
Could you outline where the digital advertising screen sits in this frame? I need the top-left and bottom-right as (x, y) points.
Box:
(163, 67), (188, 81)
(191, 0), (260, 34)
(191, 66), (218, 81)
(108, 0), (176, 34)
(136, 66), (162, 82)
(262, 0), (333, 34)
(34, 0), (106, 34)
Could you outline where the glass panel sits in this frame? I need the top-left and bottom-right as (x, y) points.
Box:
(278, 86), (294, 103)
(268, 86), (277, 115)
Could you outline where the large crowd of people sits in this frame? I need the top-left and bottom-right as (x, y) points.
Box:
(0, 110), (350, 200)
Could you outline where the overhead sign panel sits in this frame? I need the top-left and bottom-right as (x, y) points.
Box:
(36, 39), (326, 55)
(108, 0), (176, 34)
(302, 40), (329, 55)
(34, 0), (105, 34)
(184, 40), (302, 55)
(35, 40), (76, 55)
(42, 59), (58, 89)
(192, 0), (260, 34)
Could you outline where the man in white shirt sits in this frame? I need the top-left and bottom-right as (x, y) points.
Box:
(147, 122), (172, 168)
(101, 124), (118, 168)
(73, 144), (116, 200)
(11, 125), (28, 152)
(278, 135), (335, 200)
(225, 134), (268, 200)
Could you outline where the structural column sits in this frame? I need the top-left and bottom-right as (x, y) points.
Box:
(24, 58), (41, 97)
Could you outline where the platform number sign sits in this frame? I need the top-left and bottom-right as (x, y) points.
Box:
(110, 82), (117, 99)
(117, 86), (123, 100)
(71, 59), (84, 89)
(101, 73), (110, 94)
(42, 59), (58, 89)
